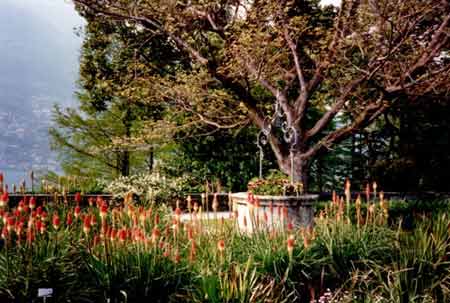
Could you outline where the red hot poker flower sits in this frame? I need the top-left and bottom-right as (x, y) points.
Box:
(74, 192), (82, 204)
(29, 197), (36, 210)
(287, 235), (295, 256)
(118, 229), (127, 243)
(83, 215), (91, 234)
(66, 212), (73, 226)
(217, 239), (225, 252)
(52, 214), (60, 230)
(74, 205), (81, 218)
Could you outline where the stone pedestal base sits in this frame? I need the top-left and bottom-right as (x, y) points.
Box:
(231, 192), (318, 233)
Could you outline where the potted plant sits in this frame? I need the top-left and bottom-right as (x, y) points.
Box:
(231, 170), (318, 232)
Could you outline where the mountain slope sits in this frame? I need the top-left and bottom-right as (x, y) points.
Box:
(0, 1), (83, 185)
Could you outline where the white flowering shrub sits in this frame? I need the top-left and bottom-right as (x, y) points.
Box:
(105, 173), (183, 204)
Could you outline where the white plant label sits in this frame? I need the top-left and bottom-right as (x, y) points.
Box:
(38, 288), (53, 297)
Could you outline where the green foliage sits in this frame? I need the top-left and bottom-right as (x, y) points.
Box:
(162, 127), (270, 193)
(1, 195), (450, 302)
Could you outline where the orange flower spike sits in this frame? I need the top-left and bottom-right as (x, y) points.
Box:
(0, 192), (9, 208)
(6, 216), (15, 232)
(18, 200), (24, 212)
(365, 183), (370, 202)
(118, 229), (127, 243)
(254, 197), (260, 209)
(287, 221), (294, 232)
(66, 212), (73, 226)
(90, 214), (97, 227)
(283, 206), (288, 221)
(154, 214), (160, 225)
(163, 244), (171, 258)
(174, 207), (182, 222)
(83, 215), (91, 235)
(217, 239), (225, 252)
(189, 241), (196, 262)
(212, 193), (219, 212)
(1, 226), (8, 239)
(110, 229), (117, 242)
(187, 226), (194, 241)
(74, 205), (81, 219)
(345, 178), (351, 204)
(100, 203), (108, 221)
(88, 197), (94, 207)
(52, 214), (60, 230)
(93, 234), (101, 247)
(193, 202), (199, 213)
(303, 230), (311, 248)
(139, 210), (146, 226)
(151, 227), (160, 243)
(29, 197), (36, 210)
(287, 235), (295, 257)
(26, 228), (35, 244)
(74, 192), (82, 204)
(174, 249), (181, 264)
(36, 220), (44, 234)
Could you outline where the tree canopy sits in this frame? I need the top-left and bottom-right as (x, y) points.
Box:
(72, 0), (450, 190)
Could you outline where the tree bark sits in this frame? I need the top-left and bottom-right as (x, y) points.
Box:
(118, 151), (130, 177)
(277, 150), (310, 192)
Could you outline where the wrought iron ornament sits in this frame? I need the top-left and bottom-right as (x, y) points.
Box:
(256, 93), (298, 183)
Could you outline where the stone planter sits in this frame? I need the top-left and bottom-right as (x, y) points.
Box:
(231, 192), (318, 232)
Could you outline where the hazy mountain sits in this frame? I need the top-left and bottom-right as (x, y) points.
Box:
(0, 0), (83, 185)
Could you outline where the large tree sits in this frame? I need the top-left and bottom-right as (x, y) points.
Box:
(72, 0), (450, 190)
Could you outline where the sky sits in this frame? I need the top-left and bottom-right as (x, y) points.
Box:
(0, 0), (84, 186)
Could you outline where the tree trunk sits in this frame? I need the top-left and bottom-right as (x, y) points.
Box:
(278, 150), (310, 192)
(118, 151), (130, 177)
(147, 147), (154, 172)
